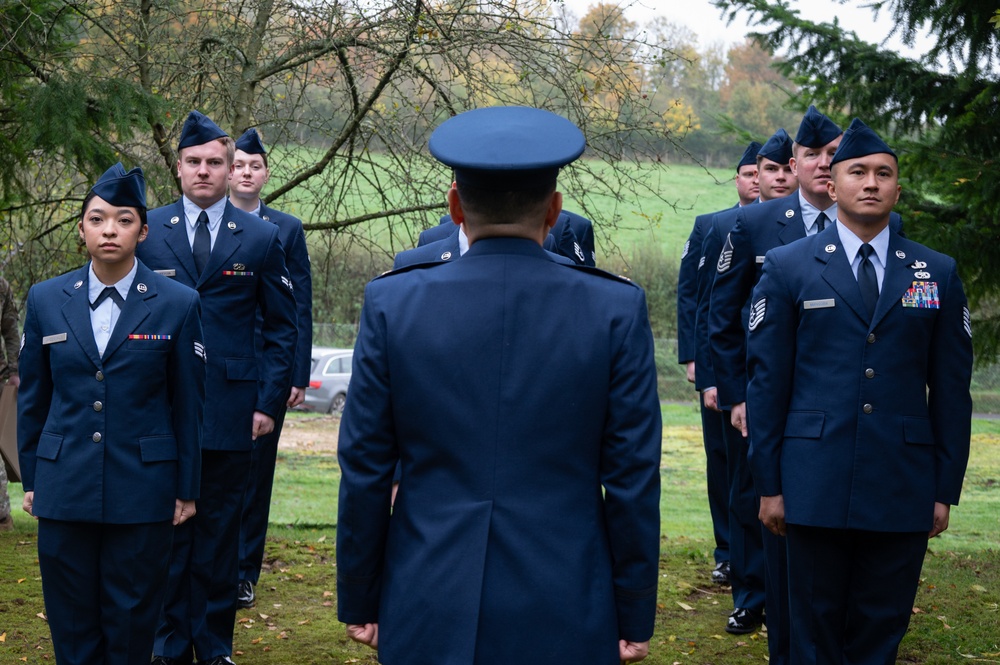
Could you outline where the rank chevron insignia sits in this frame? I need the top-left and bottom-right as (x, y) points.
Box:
(717, 234), (734, 273)
(748, 297), (766, 332)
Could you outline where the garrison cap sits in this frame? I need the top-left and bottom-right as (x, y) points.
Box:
(235, 128), (267, 155)
(831, 118), (897, 166)
(178, 110), (228, 150)
(737, 141), (762, 171)
(90, 162), (146, 210)
(429, 106), (585, 191)
(794, 105), (842, 148)
(758, 128), (792, 165)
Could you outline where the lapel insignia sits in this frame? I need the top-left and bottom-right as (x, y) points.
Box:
(717, 234), (734, 272)
(227, 221), (237, 230)
(825, 244), (836, 254)
(748, 297), (766, 331)
(136, 283), (147, 294)
(915, 270), (931, 279)
(74, 280), (83, 289)
(909, 260), (927, 269)
(234, 263), (246, 271)
(785, 209), (795, 218)
(262, 215), (270, 222)
(170, 216), (180, 225)
(680, 240), (690, 260)
(963, 306), (972, 338)
(895, 250), (906, 259)
(902, 281), (939, 308)
(441, 251), (452, 260)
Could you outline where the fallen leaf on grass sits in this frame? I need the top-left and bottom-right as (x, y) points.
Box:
(295, 574), (304, 579)
(235, 651), (244, 656)
(711, 635), (723, 640)
(0, 632), (5, 642)
(277, 631), (288, 639)
(322, 601), (333, 607)
(912, 607), (924, 614)
(238, 617), (252, 624)
(317, 535), (326, 542)
(259, 613), (270, 620)
(298, 619), (310, 625)
(676, 602), (694, 611)
(936, 616), (952, 629)
(736, 641), (747, 647)
(970, 584), (987, 593)
(36, 612), (46, 621)
(17, 578), (25, 583)
(322, 590), (333, 597)
(263, 646), (270, 652)
(251, 638), (263, 645)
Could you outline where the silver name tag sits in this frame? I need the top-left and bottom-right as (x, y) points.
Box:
(803, 299), (836, 310)
(42, 333), (68, 345)
(155, 269), (176, 277)
(755, 256), (766, 264)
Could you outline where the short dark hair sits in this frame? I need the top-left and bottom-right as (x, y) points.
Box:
(456, 182), (556, 226)
(81, 190), (148, 227)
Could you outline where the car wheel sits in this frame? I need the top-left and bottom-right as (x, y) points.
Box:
(330, 392), (347, 414)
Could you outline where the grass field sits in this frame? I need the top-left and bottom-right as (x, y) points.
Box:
(1, 404), (997, 663)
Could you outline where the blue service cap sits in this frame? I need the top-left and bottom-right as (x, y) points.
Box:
(429, 106), (585, 191)
(794, 105), (842, 148)
(89, 162), (146, 210)
(737, 141), (762, 171)
(235, 128), (267, 155)
(831, 118), (897, 166)
(757, 128), (792, 165)
(178, 110), (228, 150)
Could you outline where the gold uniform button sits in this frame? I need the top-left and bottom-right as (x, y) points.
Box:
(865, 368), (875, 379)
(867, 333), (876, 344)
(96, 371), (104, 381)
(93, 432), (102, 443)
(94, 401), (103, 412)
(863, 404), (873, 414)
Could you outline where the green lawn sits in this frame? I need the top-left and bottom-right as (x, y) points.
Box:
(1, 404), (997, 663)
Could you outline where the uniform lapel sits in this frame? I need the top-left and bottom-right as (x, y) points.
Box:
(777, 199), (805, 245)
(163, 201), (199, 282)
(197, 202), (243, 288)
(101, 265), (155, 363)
(870, 233), (913, 328)
(60, 269), (103, 368)
(818, 231), (870, 325)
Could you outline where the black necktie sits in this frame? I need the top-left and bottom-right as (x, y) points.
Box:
(193, 211), (211, 276)
(858, 243), (879, 320)
(91, 286), (125, 310)
(815, 212), (828, 233)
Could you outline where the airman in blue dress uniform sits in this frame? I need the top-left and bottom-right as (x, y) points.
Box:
(229, 128), (314, 610)
(137, 111), (297, 665)
(677, 140), (761, 587)
(18, 163), (205, 665)
(336, 106), (662, 665)
(747, 119), (972, 665)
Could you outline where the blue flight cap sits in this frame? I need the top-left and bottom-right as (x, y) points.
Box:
(737, 141), (762, 171)
(235, 128), (267, 155)
(89, 162), (146, 210)
(831, 118), (897, 166)
(429, 107), (586, 191)
(794, 105), (842, 148)
(178, 110), (228, 150)
(758, 128), (793, 165)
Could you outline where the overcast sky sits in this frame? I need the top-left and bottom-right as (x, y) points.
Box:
(557, 0), (933, 58)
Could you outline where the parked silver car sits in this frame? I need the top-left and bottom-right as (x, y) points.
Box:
(301, 348), (353, 414)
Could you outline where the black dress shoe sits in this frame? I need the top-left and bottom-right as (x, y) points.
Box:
(725, 607), (763, 634)
(711, 560), (730, 585)
(199, 657), (235, 665)
(237, 580), (255, 609)
(151, 657), (189, 665)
